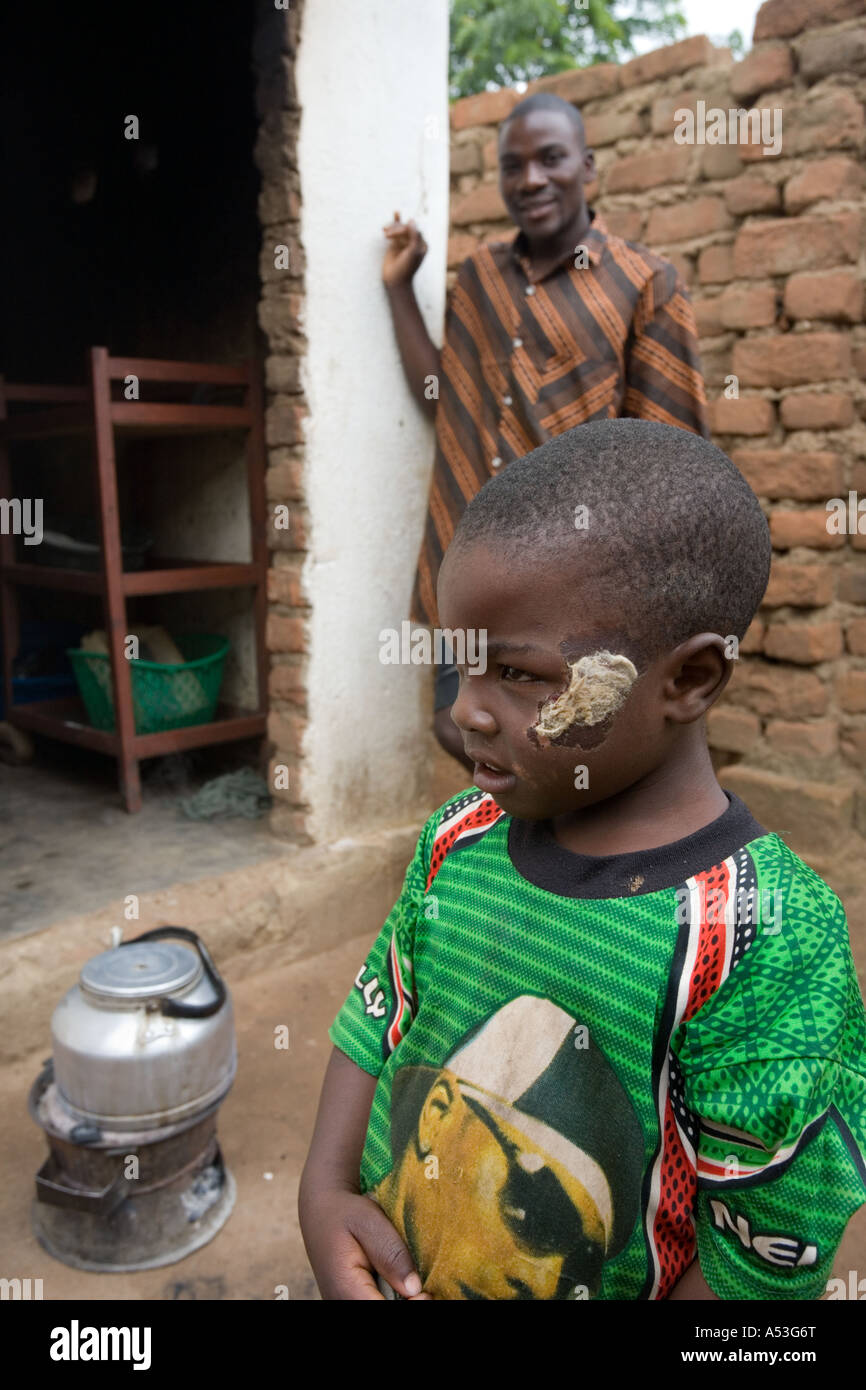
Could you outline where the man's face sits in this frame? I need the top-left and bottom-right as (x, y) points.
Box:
(498, 109), (596, 245)
(437, 541), (670, 822)
(405, 1072), (606, 1300)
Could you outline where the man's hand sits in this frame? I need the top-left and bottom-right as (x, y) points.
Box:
(382, 211), (428, 289)
(300, 1187), (431, 1300)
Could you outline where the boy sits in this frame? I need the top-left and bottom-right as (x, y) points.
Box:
(299, 419), (866, 1300)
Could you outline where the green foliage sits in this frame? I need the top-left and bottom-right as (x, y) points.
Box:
(725, 28), (745, 59)
(450, 0), (688, 98)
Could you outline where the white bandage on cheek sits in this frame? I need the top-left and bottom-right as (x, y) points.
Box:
(533, 650), (639, 740)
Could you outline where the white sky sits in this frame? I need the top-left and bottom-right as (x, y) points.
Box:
(631, 0), (761, 53)
(683, 0), (760, 47)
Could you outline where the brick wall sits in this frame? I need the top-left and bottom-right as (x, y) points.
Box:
(252, 0), (313, 843)
(447, 3), (866, 879)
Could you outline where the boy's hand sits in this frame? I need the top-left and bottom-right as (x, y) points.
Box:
(302, 1188), (430, 1300)
(382, 211), (428, 288)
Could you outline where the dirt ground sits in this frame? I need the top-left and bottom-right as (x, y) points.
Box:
(0, 930), (377, 1301)
(2, 745), (865, 1301)
(2, 919), (864, 1303)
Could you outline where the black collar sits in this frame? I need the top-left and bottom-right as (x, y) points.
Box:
(508, 792), (766, 900)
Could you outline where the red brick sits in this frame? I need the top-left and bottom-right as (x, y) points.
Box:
(265, 401), (305, 447)
(754, 0), (866, 43)
(650, 92), (698, 137)
(708, 396), (776, 434)
(697, 243), (735, 284)
(839, 564), (866, 603)
(700, 144), (744, 181)
(266, 613), (306, 653)
(799, 27), (866, 81)
(733, 333), (851, 388)
(846, 619), (866, 655)
(707, 706), (761, 753)
(266, 458), (304, 501)
(780, 393), (855, 430)
(763, 561), (835, 606)
(664, 251), (694, 286)
(452, 181), (507, 225)
(784, 270), (863, 323)
(621, 35), (717, 88)
(784, 156), (862, 214)
(837, 670), (866, 712)
(267, 563), (306, 607)
(267, 756), (295, 804)
(765, 718), (838, 756)
(583, 108), (643, 147)
(841, 727), (866, 768)
(717, 764), (852, 855)
(727, 661), (828, 715)
(694, 297), (724, 338)
(769, 508), (847, 550)
(730, 42), (795, 100)
(766, 92), (865, 161)
(266, 504), (305, 553)
(265, 355), (301, 394)
(763, 620), (843, 662)
(732, 449), (841, 500)
(723, 175), (780, 216)
(601, 207), (644, 242)
(528, 63), (621, 104)
(447, 231), (477, 268)
(700, 345), (733, 389)
(606, 146), (692, 194)
(733, 212), (860, 279)
(267, 708), (305, 756)
(482, 225), (513, 245)
(268, 661), (307, 705)
(451, 141), (482, 177)
(646, 197), (732, 245)
(741, 618), (766, 654)
(258, 290), (304, 353)
(451, 89), (518, 131)
(717, 285), (777, 330)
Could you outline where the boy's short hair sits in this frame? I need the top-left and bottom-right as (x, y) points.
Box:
(449, 419), (771, 661)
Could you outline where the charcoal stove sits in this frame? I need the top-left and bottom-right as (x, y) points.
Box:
(29, 927), (237, 1272)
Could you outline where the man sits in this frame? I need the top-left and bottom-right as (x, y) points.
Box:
(383, 92), (708, 767)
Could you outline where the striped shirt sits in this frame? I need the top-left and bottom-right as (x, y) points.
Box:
(411, 210), (709, 626)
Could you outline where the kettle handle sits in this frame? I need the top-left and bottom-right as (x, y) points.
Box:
(122, 926), (227, 1018)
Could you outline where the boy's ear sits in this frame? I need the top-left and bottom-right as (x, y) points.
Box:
(661, 633), (733, 724)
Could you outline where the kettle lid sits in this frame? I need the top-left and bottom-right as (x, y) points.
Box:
(81, 942), (201, 1001)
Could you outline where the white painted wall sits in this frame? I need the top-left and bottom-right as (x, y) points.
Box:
(296, 0), (450, 841)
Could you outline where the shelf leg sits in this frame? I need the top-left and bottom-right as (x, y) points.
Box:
(244, 359), (269, 720)
(90, 345), (141, 813)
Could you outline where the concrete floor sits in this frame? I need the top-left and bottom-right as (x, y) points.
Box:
(0, 741), (287, 941)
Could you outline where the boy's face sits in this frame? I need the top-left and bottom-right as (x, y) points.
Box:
(437, 541), (670, 821)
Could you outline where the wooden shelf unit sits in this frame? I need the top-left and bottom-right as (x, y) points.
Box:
(0, 347), (269, 812)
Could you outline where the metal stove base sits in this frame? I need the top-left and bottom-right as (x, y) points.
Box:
(32, 1165), (236, 1273)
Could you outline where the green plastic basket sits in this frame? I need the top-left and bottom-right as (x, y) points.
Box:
(67, 633), (230, 735)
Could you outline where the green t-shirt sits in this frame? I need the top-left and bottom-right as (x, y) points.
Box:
(329, 788), (866, 1301)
